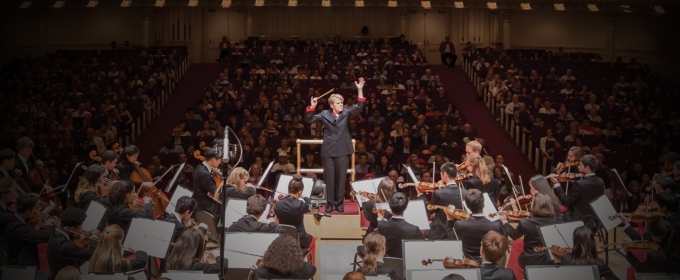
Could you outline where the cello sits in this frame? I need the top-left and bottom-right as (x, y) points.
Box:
(129, 162), (169, 219)
(27, 154), (63, 217)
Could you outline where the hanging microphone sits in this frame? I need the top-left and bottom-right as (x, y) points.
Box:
(222, 126), (230, 163)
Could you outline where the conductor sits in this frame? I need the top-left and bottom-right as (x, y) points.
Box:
(305, 78), (366, 213)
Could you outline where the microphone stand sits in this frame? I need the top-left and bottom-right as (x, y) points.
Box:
(218, 126), (243, 280)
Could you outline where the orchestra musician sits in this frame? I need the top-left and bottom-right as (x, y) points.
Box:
(500, 193), (557, 270)
(528, 175), (564, 223)
(115, 145), (153, 189)
(0, 179), (17, 255)
(357, 232), (403, 280)
(54, 266), (80, 280)
(192, 148), (222, 223)
(99, 150), (119, 181)
(446, 189), (503, 262)
(165, 228), (227, 273)
(6, 193), (56, 265)
(13, 137), (53, 192)
(273, 174), (318, 249)
(222, 167), (256, 200)
(559, 226), (619, 279)
(551, 154), (604, 231)
(305, 78), (366, 213)
(164, 196), (208, 242)
(554, 146), (584, 175)
(88, 224), (148, 273)
(376, 192), (424, 258)
(618, 191), (679, 242)
(479, 231), (516, 280)
(0, 149), (37, 190)
(47, 208), (99, 278)
(226, 194), (285, 233)
(462, 154), (501, 205)
(361, 179), (397, 242)
(421, 162), (467, 241)
(255, 235), (317, 279)
(74, 165), (110, 210)
(624, 219), (680, 274)
(105, 180), (154, 233)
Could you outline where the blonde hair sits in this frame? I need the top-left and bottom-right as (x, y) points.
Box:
(328, 93), (344, 104)
(466, 140), (482, 153)
(376, 179), (397, 203)
(467, 154), (491, 184)
(55, 266), (80, 280)
(226, 167), (249, 190)
(360, 232), (386, 274)
(74, 178), (97, 203)
(89, 225), (129, 273)
(481, 230), (507, 263)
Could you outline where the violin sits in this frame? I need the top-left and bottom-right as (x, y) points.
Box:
(454, 173), (472, 182)
(63, 226), (99, 248)
(490, 210), (531, 221)
(556, 173), (585, 183)
(415, 181), (446, 193)
(350, 190), (376, 200)
(427, 204), (470, 220)
(209, 167), (224, 204)
(422, 257), (479, 268)
(613, 211), (665, 223)
(533, 245), (572, 262)
(599, 241), (659, 251)
(457, 162), (469, 172)
(372, 208), (388, 217)
(556, 160), (580, 174)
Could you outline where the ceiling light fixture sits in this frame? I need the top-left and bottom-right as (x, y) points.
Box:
(454, 1), (464, 8)
(53, 1), (65, 7)
(387, 0), (397, 7)
(487, 2), (497, 9)
(554, 3), (565, 10)
(355, 0), (364, 6)
(520, 3), (531, 10)
(321, 0), (331, 7)
(20, 1), (31, 8)
(421, 1), (431, 9)
(653, 6), (664, 14)
(587, 4), (598, 11)
(155, 0), (164, 7)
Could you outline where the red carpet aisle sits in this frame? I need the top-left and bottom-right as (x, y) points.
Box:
(433, 65), (537, 184)
(135, 64), (224, 164)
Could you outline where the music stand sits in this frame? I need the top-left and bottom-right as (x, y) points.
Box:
(375, 200), (430, 230)
(163, 163), (185, 193)
(351, 177), (386, 205)
(257, 161), (275, 187)
(82, 200), (107, 232)
(603, 168), (631, 263)
(123, 218), (175, 258)
(165, 186), (193, 215)
(410, 269), (481, 280)
(525, 265), (599, 280)
(590, 195), (621, 232)
(223, 198), (271, 228)
(219, 232), (279, 279)
(402, 240), (464, 279)
(276, 174), (315, 198)
(538, 221), (584, 261)
(0, 266), (37, 280)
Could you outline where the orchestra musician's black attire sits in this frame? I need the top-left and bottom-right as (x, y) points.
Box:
(274, 195), (312, 249)
(447, 214), (503, 261)
(502, 215), (557, 269)
(192, 162), (220, 222)
(226, 215), (286, 234)
(13, 155), (45, 192)
(479, 262), (517, 280)
(223, 184), (256, 200)
(0, 202), (15, 254)
(6, 216), (55, 265)
(305, 97), (365, 211)
(165, 212), (208, 243)
(255, 262), (316, 279)
(47, 229), (96, 280)
(361, 199), (392, 242)
(623, 212), (680, 242)
(463, 176), (502, 206)
(423, 182), (467, 240)
(106, 202), (154, 233)
(77, 189), (109, 210)
(376, 217), (424, 258)
(561, 253), (620, 280)
(116, 161), (144, 188)
(553, 173), (604, 231)
(357, 261), (403, 280)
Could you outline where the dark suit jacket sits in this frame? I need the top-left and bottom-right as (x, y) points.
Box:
(427, 183), (467, 240)
(626, 249), (680, 274)
(77, 190), (110, 210)
(0, 204), (15, 253)
(223, 185), (256, 200)
(4, 163), (43, 192)
(358, 262), (403, 280)
(226, 215), (285, 234)
(192, 163), (219, 215)
(553, 175), (604, 226)
(447, 216), (503, 261)
(255, 262), (316, 279)
(47, 230), (95, 279)
(274, 196), (312, 248)
(105, 203), (154, 233)
(100, 250), (148, 272)
(361, 200), (392, 242)
(623, 213), (680, 242)
(186, 258), (225, 273)
(463, 176), (501, 206)
(115, 161), (143, 188)
(562, 253), (620, 279)
(376, 217), (424, 258)
(479, 263), (517, 280)
(305, 99), (365, 158)
(6, 217), (55, 265)
(165, 213), (208, 243)
(503, 216), (556, 269)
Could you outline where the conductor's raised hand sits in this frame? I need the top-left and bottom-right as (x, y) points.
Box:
(355, 77), (365, 89)
(310, 97), (318, 108)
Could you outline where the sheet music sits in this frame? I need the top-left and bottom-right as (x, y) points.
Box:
(410, 269), (481, 280)
(403, 240), (465, 270)
(351, 177), (385, 205)
(223, 198), (271, 228)
(375, 200), (430, 229)
(165, 186), (193, 215)
(163, 162), (185, 193)
(590, 195), (621, 231)
(0, 266), (36, 280)
(482, 193), (499, 222)
(257, 161), (275, 187)
(123, 218), (176, 258)
(404, 165), (420, 184)
(82, 200), (107, 232)
(277, 174), (314, 198)
(219, 233), (279, 268)
(525, 265), (599, 280)
(538, 221), (584, 260)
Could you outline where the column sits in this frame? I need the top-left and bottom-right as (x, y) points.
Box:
(400, 9), (408, 37)
(606, 13), (616, 62)
(142, 9), (150, 48)
(245, 9), (253, 38)
(502, 10), (511, 48)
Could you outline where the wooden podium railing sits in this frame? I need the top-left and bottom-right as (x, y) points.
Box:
(295, 139), (356, 182)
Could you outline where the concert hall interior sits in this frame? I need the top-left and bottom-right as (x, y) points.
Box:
(0, 1), (678, 279)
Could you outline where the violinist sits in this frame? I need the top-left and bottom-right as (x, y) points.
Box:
(361, 179), (397, 241)
(357, 232), (403, 280)
(222, 167), (256, 200)
(226, 194), (285, 233)
(0, 179), (18, 255)
(479, 231), (516, 280)
(6, 193), (56, 265)
(446, 189), (502, 262)
(421, 162), (466, 240)
(255, 235), (317, 279)
(463, 154), (501, 205)
(0, 149), (40, 194)
(165, 228), (227, 273)
(99, 150), (119, 181)
(74, 165), (110, 210)
(47, 208), (99, 278)
(559, 226), (619, 279)
(500, 193), (557, 270)
(376, 192), (424, 258)
(13, 137), (53, 192)
(274, 174), (318, 249)
(624, 219), (680, 274)
(192, 148), (222, 222)
(105, 180), (154, 233)
(88, 224), (148, 273)
(115, 145), (152, 189)
(165, 196), (208, 242)
(552, 155), (604, 231)
(528, 175), (563, 223)
(554, 146), (584, 175)
(619, 191), (679, 242)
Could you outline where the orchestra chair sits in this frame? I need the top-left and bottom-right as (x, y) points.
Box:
(352, 245), (366, 271)
(382, 257), (404, 279)
(195, 211), (219, 243)
(280, 224), (312, 262)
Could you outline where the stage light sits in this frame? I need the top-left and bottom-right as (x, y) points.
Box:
(554, 3), (565, 11)
(454, 1), (463, 8)
(387, 0), (397, 7)
(520, 3), (531, 10)
(487, 2), (497, 10)
(587, 4), (598, 11)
